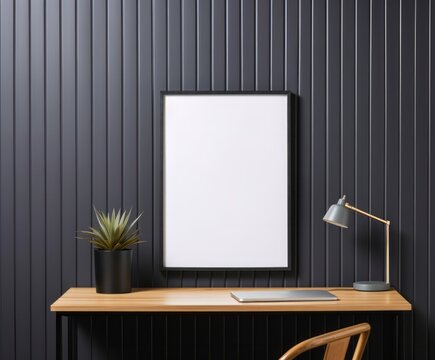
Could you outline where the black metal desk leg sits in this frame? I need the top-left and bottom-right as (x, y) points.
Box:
(68, 316), (76, 360)
(56, 313), (62, 360)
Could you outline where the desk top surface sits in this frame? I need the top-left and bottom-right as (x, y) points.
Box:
(51, 287), (411, 313)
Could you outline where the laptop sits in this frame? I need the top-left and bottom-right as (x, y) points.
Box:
(231, 290), (338, 303)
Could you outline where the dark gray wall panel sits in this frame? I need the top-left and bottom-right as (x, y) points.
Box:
(326, 0), (341, 287)
(341, 0), (357, 287)
(400, 0), (416, 357)
(429, 2), (435, 358)
(30, 0), (47, 358)
(414, 1), (430, 358)
(297, 0), (312, 288)
(137, 0), (153, 288)
(355, 0), (370, 286)
(197, 0), (211, 91)
(311, 0), (327, 287)
(15, 1), (31, 359)
(122, 0), (139, 288)
(370, 0), (386, 285)
(152, 0), (167, 289)
(45, 0), (62, 359)
(1, 0), (433, 359)
(166, 0), (183, 290)
(0, 0), (15, 358)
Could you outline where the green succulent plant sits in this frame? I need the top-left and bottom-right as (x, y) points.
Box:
(79, 208), (143, 250)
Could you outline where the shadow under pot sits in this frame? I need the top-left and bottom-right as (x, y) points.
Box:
(94, 249), (132, 294)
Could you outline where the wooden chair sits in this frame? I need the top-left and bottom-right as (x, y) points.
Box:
(279, 323), (371, 360)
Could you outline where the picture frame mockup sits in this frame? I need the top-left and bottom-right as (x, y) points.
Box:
(155, 91), (297, 271)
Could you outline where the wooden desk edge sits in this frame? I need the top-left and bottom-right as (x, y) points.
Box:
(50, 287), (412, 313)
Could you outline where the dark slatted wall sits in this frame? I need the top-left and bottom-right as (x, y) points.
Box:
(0, 0), (431, 359)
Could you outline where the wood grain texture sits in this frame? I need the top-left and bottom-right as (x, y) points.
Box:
(279, 322), (370, 360)
(51, 287), (411, 313)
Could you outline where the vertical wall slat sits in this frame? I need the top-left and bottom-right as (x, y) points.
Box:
(151, 0), (167, 288)
(15, 0), (31, 358)
(254, 0), (271, 287)
(166, 0), (183, 289)
(0, 0), (15, 359)
(210, 314), (224, 360)
(226, 0), (241, 90)
(75, 1), (93, 357)
(267, 313), (282, 359)
(182, 0), (197, 92)
(212, 0), (226, 91)
(326, 0), (342, 287)
(284, 0), (298, 288)
(255, 0), (270, 91)
(355, 0), (370, 285)
(61, 0), (77, 292)
(45, 0), (62, 358)
(427, 1), (435, 358)
(269, 0), (285, 288)
(30, 0), (47, 358)
(370, 0), (386, 284)
(253, 314), (268, 359)
(122, 0), (139, 286)
(76, 0), (92, 287)
(137, 0), (153, 287)
(386, 0), (401, 299)
(414, 0), (430, 358)
(370, 1), (387, 353)
(341, 0), (356, 287)
(122, 316), (137, 360)
(167, 0), (181, 92)
(197, 0), (211, 91)
(241, 0), (255, 92)
(90, 0), (107, 301)
(238, 314), (253, 359)
(429, 2), (435, 359)
(91, 0), (107, 214)
(196, 315), (210, 359)
(285, 0), (298, 94)
(107, 0), (123, 210)
(400, 0), (416, 358)
(311, 0), (327, 287)
(166, 314), (181, 359)
(270, 0), (284, 91)
(105, 0), (125, 357)
(107, 316), (122, 360)
(297, 0), (312, 287)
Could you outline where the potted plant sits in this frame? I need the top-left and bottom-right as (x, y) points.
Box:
(79, 208), (142, 294)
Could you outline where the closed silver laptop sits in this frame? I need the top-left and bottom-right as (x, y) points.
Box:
(231, 290), (338, 302)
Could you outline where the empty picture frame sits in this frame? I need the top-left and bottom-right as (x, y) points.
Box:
(156, 91), (296, 270)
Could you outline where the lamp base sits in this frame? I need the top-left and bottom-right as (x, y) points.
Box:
(353, 281), (390, 292)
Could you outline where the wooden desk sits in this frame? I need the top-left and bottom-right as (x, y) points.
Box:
(51, 287), (411, 359)
(51, 287), (411, 312)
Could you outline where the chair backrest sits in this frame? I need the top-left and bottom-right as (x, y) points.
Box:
(279, 323), (371, 360)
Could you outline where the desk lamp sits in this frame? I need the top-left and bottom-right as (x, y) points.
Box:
(323, 195), (390, 291)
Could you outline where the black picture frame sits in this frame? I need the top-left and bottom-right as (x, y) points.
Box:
(154, 91), (297, 272)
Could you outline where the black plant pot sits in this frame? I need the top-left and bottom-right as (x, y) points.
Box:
(94, 249), (132, 294)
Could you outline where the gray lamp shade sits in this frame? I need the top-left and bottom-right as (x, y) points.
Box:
(323, 196), (350, 228)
